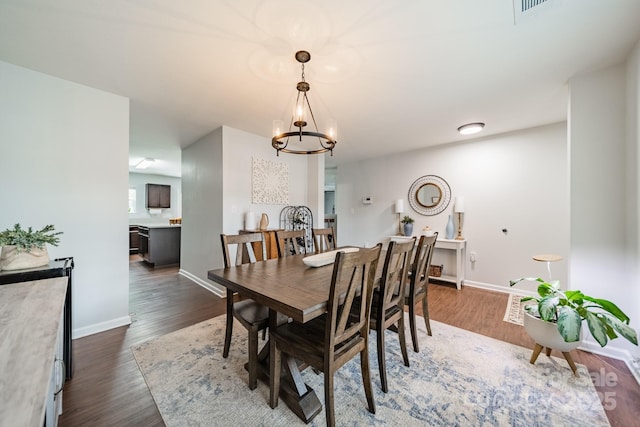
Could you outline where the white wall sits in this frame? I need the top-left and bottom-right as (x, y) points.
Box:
(336, 122), (570, 290)
(128, 172), (182, 223)
(180, 127), (224, 293)
(0, 60), (130, 338)
(569, 58), (640, 364)
(180, 125), (312, 294)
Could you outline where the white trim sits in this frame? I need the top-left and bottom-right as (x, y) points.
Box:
(461, 279), (538, 298)
(72, 315), (131, 339)
(179, 269), (225, 298)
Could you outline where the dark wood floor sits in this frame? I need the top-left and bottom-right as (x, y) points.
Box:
(59, 258), (639, 426)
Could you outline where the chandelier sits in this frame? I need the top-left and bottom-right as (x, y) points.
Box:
(272, 50), (337, 156)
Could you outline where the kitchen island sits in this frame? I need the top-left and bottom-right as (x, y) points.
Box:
(137, 224), (181, 266)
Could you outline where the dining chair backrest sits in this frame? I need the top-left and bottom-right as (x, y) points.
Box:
(327, 244), (382, 352)
(275, 229), (306, 257)
(312, 227), (336, 253)
(411, 233), (438, 292)
(379, 238), (416, 315)
(221, 233), (266, 268)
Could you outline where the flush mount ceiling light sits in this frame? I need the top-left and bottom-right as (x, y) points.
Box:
(135, 157), (155, 169)
(272, 50), (337, 156)
(457, 122), (485, 135)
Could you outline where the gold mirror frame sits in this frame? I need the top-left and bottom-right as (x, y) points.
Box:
(408, 175), (451, 216)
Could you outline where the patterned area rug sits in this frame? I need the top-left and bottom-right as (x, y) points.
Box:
(131, 314), (609, 427)
(503, 293), (530, 325)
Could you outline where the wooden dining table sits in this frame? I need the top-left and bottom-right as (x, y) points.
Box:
(207, 249), (381, 423)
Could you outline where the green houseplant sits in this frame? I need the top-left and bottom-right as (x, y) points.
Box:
(0, 224), (62, 252)
(510, 277), (638, 348)
(400, 215), (414, 236)
(0, 224), (62, 271)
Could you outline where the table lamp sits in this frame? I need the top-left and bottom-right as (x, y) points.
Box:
(395, 199), (404, 235)
(454, 196), (465, 240)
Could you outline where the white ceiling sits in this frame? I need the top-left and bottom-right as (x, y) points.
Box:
(1, 0), (639, 177)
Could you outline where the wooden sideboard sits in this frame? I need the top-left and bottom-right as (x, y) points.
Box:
(239, 229), (283, 261)
(0, 277), (68, 426)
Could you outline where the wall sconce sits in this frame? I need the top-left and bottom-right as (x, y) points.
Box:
(394, 199), (404, 235)
(454, 196), (465, 240)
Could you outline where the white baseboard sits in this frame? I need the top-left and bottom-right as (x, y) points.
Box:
(461, 279), (538, 297)
(462, 279), (640, 386)
(179, 269), (225, 298)
(72, 315), (131, 339)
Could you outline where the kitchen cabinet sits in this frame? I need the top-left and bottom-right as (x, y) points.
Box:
(129, 225), (139, 254)
(146, 183), (171, 209)
(138, 225), (181, 266)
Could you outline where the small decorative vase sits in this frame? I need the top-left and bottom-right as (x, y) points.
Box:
(259, 213), (269, 230)
(403, 223), (413, 237)
(245, 211), (256, 230)
(0, 245), (50, 271)
(445, 214), (455, 239)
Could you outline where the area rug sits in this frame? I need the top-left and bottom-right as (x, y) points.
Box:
(503, 293), (530, 325)
(131, 314), (609, 427)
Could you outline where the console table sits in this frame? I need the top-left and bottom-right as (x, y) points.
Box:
(432, 238), (466, 289)
(389, 236), (466, 290)
(0, 277), (68, 426)
(0, 257), (74, 378)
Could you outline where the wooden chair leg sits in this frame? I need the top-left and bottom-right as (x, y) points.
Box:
(247, 327), (258, 390)
(377, 323), (388, 393)
(530, 343), (544, 364)
(421, 296), (432, 337)
(408, 301), (420, 353)
(545, 347), (552, 357)
(397, 316), (410, 367)
(359, 347), (376, 414)
(269, 340), (281, 408)
(562, 352), (579, 376)
(223, 291), (234, 358)
(324, 372), (335, 427)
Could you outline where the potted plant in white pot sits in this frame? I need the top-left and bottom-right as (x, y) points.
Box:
(510, 277), (638, 374)
(401, 215), (414, 236)
(0, 224), (62, 271)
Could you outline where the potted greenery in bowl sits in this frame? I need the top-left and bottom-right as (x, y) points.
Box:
(0, 224), (62, 271)
(401, 215), (414, 236)
(510, 276), (638, 375)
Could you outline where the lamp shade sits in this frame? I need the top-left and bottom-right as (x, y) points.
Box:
(454, 196), (465, 213)
(395, 199), (404, 214)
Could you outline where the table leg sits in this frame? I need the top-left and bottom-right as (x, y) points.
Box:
(257, 309), (322, 423)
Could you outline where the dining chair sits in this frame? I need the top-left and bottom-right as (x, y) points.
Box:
(220, 233), (269, 390)
(312, 227), (336, 253)
(269, 245), (382, 427)
(366, 237), (415, 393)
(405, 233), (438, 352)
(275, 229), (307, 257)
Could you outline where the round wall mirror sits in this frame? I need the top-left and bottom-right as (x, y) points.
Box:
(416, 183), (442, 208)
(408, 175), (451, 215)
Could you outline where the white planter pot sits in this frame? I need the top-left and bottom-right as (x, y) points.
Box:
(0, 245), (50, 271)
(523, 311), (582, 352)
